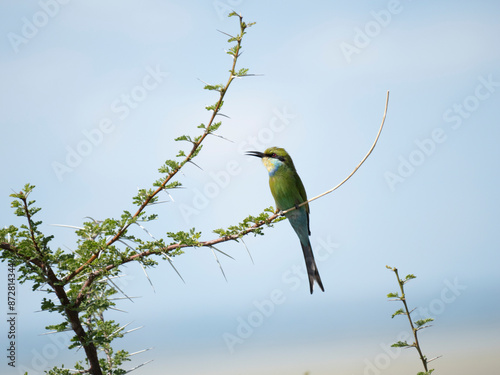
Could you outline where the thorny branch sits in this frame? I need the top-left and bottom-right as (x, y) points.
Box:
(0, 12), (389, 374)
(63, 13), (251, 285)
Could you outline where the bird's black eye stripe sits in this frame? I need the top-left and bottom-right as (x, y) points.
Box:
(267, 153), (285, 162)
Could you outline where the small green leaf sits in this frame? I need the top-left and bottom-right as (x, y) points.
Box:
(414, 318), (434, 328)
(209, 121), (222, 132)
(391, 340), (411, 348)
(391, 308), (405, 318)
(165, 181), (182, 189)
(174, 135), (193, 143)
(166, 228), (202, 247)
(234, 68), (249, 76)
(204, 84), (224, 92)
(227, 46), (238, 56)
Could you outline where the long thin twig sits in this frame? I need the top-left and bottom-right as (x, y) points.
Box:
(283, 90), (389, 215)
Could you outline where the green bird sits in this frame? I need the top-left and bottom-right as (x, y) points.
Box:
(247, 147), (324, 294)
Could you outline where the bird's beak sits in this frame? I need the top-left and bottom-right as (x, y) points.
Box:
(245, 151), (265, 159)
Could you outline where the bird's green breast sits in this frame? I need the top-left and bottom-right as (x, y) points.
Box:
(269, 171), (305, 211)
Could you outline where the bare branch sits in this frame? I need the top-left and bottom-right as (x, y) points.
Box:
(283, 91), (390, 215)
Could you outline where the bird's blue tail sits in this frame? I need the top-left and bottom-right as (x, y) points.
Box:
(300, 239), (324, 294)
(287, 210), (325, 294)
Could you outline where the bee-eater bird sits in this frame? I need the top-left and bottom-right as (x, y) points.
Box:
(246, 147), (324, 294)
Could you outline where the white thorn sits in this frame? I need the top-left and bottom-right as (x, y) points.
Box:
(210, 246), (228, 282)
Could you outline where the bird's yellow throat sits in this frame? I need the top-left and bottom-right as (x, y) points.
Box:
(262, 157), (282, 176)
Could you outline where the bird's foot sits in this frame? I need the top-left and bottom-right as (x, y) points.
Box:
(277, 210), (285, 217)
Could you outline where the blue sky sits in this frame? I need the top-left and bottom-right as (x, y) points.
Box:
(1, 1), (500, 374)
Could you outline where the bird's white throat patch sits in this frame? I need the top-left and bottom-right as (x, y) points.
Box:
(262, 157), (283, 176)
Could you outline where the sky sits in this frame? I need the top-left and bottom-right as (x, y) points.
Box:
(1, 0), (500, 374)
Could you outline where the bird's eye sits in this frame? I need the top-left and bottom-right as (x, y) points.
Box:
(271, 153), (277, 158)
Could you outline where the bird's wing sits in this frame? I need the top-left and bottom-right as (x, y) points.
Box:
(294, 172), (311, 235)
(295, 173), (309, 214)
